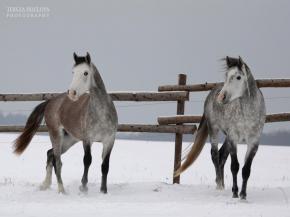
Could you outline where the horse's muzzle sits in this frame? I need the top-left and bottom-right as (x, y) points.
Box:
(217, 91), (229, 104)
(67, 89), (78, 101)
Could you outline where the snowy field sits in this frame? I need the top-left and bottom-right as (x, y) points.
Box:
(0, 133), (289, 217)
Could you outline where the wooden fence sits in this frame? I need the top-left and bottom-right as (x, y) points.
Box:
(0, 75), (290, 184)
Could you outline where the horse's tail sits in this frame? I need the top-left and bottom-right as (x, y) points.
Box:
(174, 114), (208, 177)
(13, 101), (49, 155)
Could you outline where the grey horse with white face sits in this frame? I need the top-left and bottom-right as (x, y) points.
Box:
(14, 52), (118, 194)
(175, 56), (266, 200)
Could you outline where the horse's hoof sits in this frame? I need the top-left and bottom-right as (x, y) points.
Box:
(79, 185), (88, 193)
(232, 192), (239, 198)
(100, 188), (107, 194)
(239, 193), (247, 200)
(58, 190), (67, 195)
(216, 184), (224, 190)
(58, 186), (66, 194)
(39, 183), (51, 191)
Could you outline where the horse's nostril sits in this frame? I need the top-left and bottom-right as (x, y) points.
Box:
(222, 94), (226, 101)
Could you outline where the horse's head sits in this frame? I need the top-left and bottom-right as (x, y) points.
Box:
(68, 52), (95, 101)
(217, 56), (250, 104)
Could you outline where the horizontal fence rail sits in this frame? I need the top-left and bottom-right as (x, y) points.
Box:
(0, 124), (197, 134)
(158, 79), (290, 92)
(0, 91), (189, 102)
(158, 113), (290, 125)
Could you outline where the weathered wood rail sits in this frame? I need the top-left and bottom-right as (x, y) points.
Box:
(158, 113), (290, 125)
(0, 91), (189, 102)
(158, 79), (290, 92)
(0, 124), (197, 134)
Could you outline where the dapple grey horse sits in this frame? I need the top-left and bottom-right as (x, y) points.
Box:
(14, 52), (118, 194)
(175, 56), (266, 200)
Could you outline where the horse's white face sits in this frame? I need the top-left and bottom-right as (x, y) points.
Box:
(217, 66), (248, 104)
(68, 63), (95, 101)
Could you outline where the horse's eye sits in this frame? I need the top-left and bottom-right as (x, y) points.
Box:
(237, 76), (241, 80)
(84, 71), (88, 76)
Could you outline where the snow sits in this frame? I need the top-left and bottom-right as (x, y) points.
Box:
(0, 133), (290, 217)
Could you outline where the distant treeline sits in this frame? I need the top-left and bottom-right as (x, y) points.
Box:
(0, 111), (289, 146)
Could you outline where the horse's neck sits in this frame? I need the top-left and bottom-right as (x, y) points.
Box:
(239, 74), (262, 113)
(245, 71), (259, 99)
(89, 87), (110, 106)
(88, 82), (113, 116)
(94, 72), (107, 94)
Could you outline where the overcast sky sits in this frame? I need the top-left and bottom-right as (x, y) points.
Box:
(0, 0), (290, 132)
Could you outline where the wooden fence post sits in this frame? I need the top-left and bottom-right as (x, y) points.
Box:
(173, 74), (187, 184)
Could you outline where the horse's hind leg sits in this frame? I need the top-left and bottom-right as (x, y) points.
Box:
(229, 141), (239, 198)
(218, 140), (229, 188)
(240, 143), (258, 200)
(40, 148), (55, 190)
(79, 142), (92, 192)
(100, 139), (114, 194)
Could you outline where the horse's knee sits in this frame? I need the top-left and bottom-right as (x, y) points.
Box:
(231, 158), (239, 174)
(211, 146), (219, 165)
(47, 148), (53, 156)
(46, 149), (55, 166)
(242, 165), (251, 181)
(242, 144), (258, 180)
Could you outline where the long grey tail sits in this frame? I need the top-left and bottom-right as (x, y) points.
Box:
(174, 114), (208, 177)
(13, 101), (49, 155)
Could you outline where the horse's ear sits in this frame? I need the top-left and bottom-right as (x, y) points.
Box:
(226, 56), (230, 67)
(238, 56), (244, 68)
(225, 56), (235, 68)
(73, 52), (78, 63)
(86, 52), (91, 64)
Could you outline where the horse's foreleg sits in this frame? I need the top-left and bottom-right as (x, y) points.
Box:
(52, 137), (65, 194)
(100, 141), (114, 194)
(218, 140), (229, 188)
(40, 148), (55, 190)
(209, 128), (222, 189)
(211, 143), (222, 189)
(80, 143), (92, 192)
(100, 151), (111, 194)
(230, 146), (239, 198)
(240, 144), (258, 200)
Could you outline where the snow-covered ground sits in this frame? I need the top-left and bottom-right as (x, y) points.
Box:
(0, 133), (289, 217)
